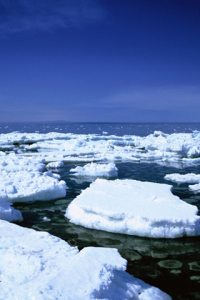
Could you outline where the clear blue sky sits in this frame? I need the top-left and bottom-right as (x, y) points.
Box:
(0, 0), (199, 122)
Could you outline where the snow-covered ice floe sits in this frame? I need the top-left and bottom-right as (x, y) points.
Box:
(70, 162), (118, 177)
(164, 173), (200, 193)
(65, 179), (200, 238)
(2, 130), (200, 167)
(164, 173), (200, 184)
(0, 170), (67, 203)
(0, 220), (171, 300)
(0, 153), (46, 172)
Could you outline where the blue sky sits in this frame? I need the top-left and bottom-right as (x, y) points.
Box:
(0, 0), (199, 122)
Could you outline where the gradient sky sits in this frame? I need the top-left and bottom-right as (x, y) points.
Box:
(0, 0), (200, 122)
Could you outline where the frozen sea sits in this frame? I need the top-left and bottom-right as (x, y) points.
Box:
(2, 122), (200, 300)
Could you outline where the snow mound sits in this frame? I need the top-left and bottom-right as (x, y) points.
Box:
(70, 162), (118, 177)
(0, 220), (171, 300)
(0, 202), (23, 222)
(0, 170), (67, 203)
(65, 179), (200, 238)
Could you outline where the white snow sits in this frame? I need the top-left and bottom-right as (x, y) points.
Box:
(0, 153), (46, 172)
(0, 220), (171, 300)
(164, 173), (200, 184)
(164, 173), (200, 193)
(0, 170), (67, 203)
(65, 179), (200, 238)
(70, 162), (118, 177)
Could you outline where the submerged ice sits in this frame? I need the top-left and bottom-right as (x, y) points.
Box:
(65, 179), (200, 238)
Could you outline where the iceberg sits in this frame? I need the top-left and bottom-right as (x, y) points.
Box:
(0, 220), (171, 300)
(70, 162), (118, 177)
(65, 179), (200, 238)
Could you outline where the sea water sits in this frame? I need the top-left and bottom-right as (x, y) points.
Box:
(2, 122), (200, 300)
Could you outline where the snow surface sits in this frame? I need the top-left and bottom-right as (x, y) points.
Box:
(0, 220), (171, 300)
(164, 173), (200, 194)
(164, 173), (200, 184)
(70, 162), (118, 177)
(0, 170), (67, 203)
(66, 179), (200, 238)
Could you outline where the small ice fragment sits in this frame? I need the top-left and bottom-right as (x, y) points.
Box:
(43, 217), (51, 222)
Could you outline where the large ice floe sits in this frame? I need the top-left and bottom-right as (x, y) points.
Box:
(1, 130), (200, 167)
(65, 179), (200, 238)
(70, 162), (118, 177)
(0, 220), (171, 300)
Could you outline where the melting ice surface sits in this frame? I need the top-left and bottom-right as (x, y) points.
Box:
(1, 122), (200, 299)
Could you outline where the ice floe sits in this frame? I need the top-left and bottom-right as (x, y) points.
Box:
(0, 170), (67, 203)
(65, 179), (200, 238)
(0, 153), (46, 172)
(164, 173), (200, 193)
(164, 173), (200, 184)
(70, 162), (118, 177)
(188, 183), (200, 193)
(46, 161), (64, 169)
(0, 220), (171, 300)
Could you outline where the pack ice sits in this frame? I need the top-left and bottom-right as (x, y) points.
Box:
(0, 220), (171, 300)
(66, 179), (200, 238)
(2, 130), (200, 167)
